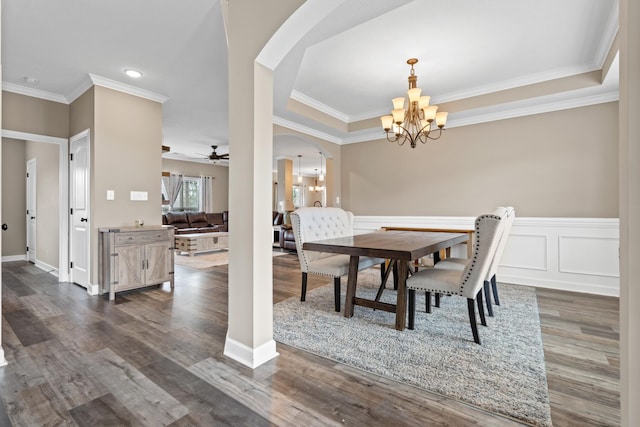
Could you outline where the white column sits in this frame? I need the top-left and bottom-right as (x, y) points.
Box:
(619, 0), (640, 424)
(223, 0), (303, 368)
(277, 158), (293, 213)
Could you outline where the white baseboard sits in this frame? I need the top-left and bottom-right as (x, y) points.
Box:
(2, 254), (27, 262)
(499, 274), (619, 297)
(223, 334), (279, 368)
(33, 259), (58, 276)
(86, 284), (99, 296)
(1, 256), (61, 278)
(354, 215), (620, 297)
(0, 349), (6, 367)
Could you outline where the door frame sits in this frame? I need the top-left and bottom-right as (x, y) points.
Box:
(1, 129), (69, 281)
(26, 158), (37, 263)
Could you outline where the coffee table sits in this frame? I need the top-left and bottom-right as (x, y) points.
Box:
(174, 232), (229, 256)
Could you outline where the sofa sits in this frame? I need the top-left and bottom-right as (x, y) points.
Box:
(272, 211), (284, 227)
(162, 211), (228, 234)
(163, 210), (284, 236)
(272, 211), (284, 242)
(279, 224), (296, 250)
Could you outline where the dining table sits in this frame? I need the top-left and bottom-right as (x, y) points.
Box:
(302, 230), (469, 331)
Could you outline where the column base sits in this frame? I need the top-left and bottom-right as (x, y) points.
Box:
(223, 334), (279, 369)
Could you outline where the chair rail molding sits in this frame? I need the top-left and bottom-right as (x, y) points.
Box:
(354, 216), (620, 297)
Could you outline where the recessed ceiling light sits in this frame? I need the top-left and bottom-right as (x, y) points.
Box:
(23, 76), (40, 85)
(124, 69), (143, 78)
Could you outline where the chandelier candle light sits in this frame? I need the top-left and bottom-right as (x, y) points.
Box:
(381, 58), (448, 148)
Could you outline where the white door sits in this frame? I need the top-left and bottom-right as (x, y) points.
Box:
(70, 132), (90, 288)
(26, 159), (37, 263)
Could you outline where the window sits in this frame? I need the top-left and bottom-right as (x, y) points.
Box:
(172, 176), (202, 212)
(292, 185), (303, 208)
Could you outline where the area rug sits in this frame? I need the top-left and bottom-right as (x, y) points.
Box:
(175, 250), (286, 269)
(273, 268), (552, 427)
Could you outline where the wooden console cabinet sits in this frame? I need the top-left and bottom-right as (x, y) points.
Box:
(99, 226), (175, 300)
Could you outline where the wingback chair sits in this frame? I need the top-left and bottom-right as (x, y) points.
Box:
(434, 206), (515, 316)
(405, 210), (506, 344)
(290, 207), (384, 312)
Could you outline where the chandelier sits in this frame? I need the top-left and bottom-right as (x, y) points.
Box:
(310, 169), (324, 192)
(380, 58), (448, 148)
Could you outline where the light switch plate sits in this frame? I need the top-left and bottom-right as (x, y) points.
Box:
(130, 191), (148, 201)
(106, 190), (115, 200)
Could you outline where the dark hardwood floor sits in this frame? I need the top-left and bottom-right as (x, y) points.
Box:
(0, 254), (619, 426)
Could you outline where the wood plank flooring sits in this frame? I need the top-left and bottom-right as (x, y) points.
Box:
(0, 254), (619, 426)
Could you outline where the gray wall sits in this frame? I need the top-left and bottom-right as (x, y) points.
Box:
(2, 91), (69, 138)
(341, 102), (618, 218)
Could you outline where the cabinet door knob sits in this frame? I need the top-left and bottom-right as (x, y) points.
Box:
(1, 223), (7, 231)
(80, 217), (88, 222)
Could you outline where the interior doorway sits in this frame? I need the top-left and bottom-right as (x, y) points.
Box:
(1, 130), (69, 281)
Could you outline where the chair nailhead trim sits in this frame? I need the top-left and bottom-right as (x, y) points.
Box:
(459, 214), (501, 294)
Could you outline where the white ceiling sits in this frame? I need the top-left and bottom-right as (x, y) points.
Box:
(1, 0), (619, 177)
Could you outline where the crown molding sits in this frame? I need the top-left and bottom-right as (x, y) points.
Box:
(447, 91), (619, 129)
(595, 4), (619, 68)
(88, 74), (169, 104)
(3, 74), (170, 105)
(290, 90), (350, 122)
(2, 82), (68, 104)
(273, 116), (342, 144)
(431, 64), (603, 105)
(66, 75), (95, 104)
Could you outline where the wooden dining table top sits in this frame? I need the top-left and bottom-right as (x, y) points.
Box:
(302, 230), (470, 330)
(302, 230), (469, 261)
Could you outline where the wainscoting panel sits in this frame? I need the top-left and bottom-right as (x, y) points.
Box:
(500, 234), (548, 271)
(353, 216), (619, 296)
(558, 236), (619, 278)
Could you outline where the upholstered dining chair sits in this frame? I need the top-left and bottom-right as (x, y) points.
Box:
(405, 210), (506, 344)
(290, 207), (385, 312)
(433, 206), (515, 316)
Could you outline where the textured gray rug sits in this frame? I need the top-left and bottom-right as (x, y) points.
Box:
(273, 268), (552, 427)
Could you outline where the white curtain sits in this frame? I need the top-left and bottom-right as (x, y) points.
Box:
(163, 174), (183, 211)
(201, 176), (215, 213)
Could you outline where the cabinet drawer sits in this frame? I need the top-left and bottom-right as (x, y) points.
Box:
(114, 230), (171, 245)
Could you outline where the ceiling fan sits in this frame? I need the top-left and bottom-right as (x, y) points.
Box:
(201, 145), (229, 161)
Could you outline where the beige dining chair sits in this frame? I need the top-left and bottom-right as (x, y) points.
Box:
(290, 207), (385, 312)
(405, 210), (506, 344)
(433, 206), (515, 316)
